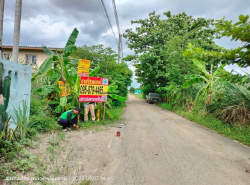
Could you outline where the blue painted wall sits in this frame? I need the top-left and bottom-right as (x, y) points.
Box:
(0, 59), (32, 128)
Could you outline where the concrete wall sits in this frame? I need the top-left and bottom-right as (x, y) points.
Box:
(0, 58), (32, 128)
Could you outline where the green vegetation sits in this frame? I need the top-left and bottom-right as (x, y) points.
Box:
(129, 87), (135, 94)
(126, 12), (250, 145)
(134, 94), (144, 99)
(0, 28), (132, 181)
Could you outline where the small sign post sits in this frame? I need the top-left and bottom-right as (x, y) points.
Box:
(79, 77), (108, 102)
(78, 59), (90, 76)
(79, 77), (109, 123)
(103, 102), (106, 124)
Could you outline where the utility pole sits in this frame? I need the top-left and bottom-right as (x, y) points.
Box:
(118, 34), (121, 63)
(0, 0), (5, 59)
(12, 0), (22, 63)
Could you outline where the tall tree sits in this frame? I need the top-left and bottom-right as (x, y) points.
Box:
(183, 14), (250, 67)
(0, 0), (5, 59)
(12, 0), (22, 63)
(123, 11), (220, 94)
(72, 44), (133, 104)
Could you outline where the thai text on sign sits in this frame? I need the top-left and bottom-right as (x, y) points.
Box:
(58, 81), (70, 96)
(79, 77), (109, 102)
(78, 59), (91, 76)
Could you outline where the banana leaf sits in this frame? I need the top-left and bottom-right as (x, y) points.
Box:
(69, 59), (79, 65)
(63, 45), (77, 57)
(48, 101), (60, 105)
(60, 97), (67, 107)
(65, 28), (79, 47)
(105, 108), (114, 118)
(89, 66), (100, 77)
(65, 103), (71, 111)
(193, 59), (211, 78)
(109, 94), (127, 102)
(34, 85), (61, 95)
(182, 77), (207, 89)
(108, 85), (118, 93)
(214, 63), (227, 77)
(55, 105), (62, 113)
(32, 56), (53, 82)
(43, 46), (56, 56)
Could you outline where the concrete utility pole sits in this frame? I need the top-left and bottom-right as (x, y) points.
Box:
(12, 0), (22, 63)
(118, 34), (121, 63)
(0, 0), (5, 59)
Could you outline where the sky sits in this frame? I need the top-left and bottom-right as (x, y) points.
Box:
(2, 0), (250, 88)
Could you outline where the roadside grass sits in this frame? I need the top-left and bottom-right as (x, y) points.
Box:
(158, 103), (250, 146)
(79, 105), (124, 131)
(134, 94), (144, 99)
(158, 103), (173, 111)
(0, 105), (124, 182)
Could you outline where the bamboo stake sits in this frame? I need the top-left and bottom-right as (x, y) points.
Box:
(103, 102), (106, 124)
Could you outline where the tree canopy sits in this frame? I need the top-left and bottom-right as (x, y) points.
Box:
(123, 11), (222, 94)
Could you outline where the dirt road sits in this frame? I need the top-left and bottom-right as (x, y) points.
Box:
(24, 95), (250, 185)
(100, 95), (250, 185)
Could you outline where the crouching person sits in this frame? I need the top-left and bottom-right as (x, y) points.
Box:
(58, 107), (81, 131)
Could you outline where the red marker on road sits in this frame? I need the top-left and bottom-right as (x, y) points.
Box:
(117, 131), (120, 137)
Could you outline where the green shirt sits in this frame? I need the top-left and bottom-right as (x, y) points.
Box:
(60, 110), (76, 120)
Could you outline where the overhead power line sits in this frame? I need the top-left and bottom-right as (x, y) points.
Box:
(112, 0), (123, 62)
(112, 0), (120, 35)
(98, 0), (118, 44)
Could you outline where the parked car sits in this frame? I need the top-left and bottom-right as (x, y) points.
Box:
(146, 93), (161, 104)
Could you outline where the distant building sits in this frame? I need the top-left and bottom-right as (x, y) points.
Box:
(2, 45), (63, 67)
(135, 90), (142, 94)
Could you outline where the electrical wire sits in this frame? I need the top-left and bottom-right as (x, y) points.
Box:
(112, 0), (120, 35)
(98, 0), (118, 44)
(112, 0), (123, 60)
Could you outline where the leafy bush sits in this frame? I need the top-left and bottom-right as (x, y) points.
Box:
(207, 83), (250, 126)
(29, 96), (60, 132)
(29, 115), (60, 132)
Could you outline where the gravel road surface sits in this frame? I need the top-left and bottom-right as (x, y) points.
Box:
(101, 95), (250, 185)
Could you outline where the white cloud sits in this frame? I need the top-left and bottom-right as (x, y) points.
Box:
(2, 0), (250, 87)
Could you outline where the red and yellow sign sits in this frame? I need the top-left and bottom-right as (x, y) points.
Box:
(79, 77), (109, 102)
(78, 59), (91, 76)
(58, 81), (70, 96)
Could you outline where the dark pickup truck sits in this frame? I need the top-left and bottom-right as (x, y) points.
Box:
(146, 93), (161, 104)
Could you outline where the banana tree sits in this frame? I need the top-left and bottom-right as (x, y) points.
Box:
(182, 59), (226, 105)
(33, 28), (80, 113)
(157, 83), (181, 104)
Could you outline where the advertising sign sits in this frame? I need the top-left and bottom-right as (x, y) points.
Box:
(78, 59), (91, 76)
(79, 77), (108, 102)
(58, 81), (70, 96)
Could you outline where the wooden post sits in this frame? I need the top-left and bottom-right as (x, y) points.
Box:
(103, 102), (106, 124)
(96, 104), (100, 122)
(78, 102), (80, 123)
